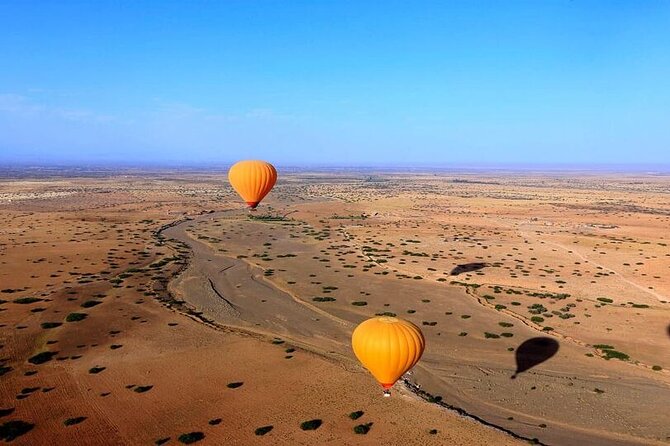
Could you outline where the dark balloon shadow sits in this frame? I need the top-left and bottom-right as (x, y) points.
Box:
(667, 324), (670, 339)
(450, 262), (487, 276)
(511, 337), (559, 379)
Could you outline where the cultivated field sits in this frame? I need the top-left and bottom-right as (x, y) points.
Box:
(1, 168), (668, 445)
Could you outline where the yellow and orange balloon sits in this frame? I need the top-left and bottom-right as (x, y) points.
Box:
(352, 316), (425, 395)
(228, 160), (277, 209)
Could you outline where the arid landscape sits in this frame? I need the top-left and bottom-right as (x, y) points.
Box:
(1, 168), (669, 445)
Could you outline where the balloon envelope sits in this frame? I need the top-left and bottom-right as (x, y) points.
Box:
(228, 160), (277, 208)
(513, 337), (559, 378)
(352, 316), (425, 390)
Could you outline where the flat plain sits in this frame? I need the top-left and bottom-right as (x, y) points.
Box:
(1, 168), (668, 445)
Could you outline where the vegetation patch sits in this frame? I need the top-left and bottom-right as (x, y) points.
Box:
(227, 382), (243, 389)
(28, 351), (57, 365)
(0, 420), (35, 441)
(178, 432), (205, 444)
(40, 322), (62, 329)
(602, 350), (629, 361)
(312, 297), (336, 302)
(13, 297), (43, 304)
(64, 417), (87, 426)
(349, 411), (364, 420)
(66, 313), (88, 322)
(354, 422), (373, 434)
(254, 425), (273, 436)
(300, 419), (322, 431)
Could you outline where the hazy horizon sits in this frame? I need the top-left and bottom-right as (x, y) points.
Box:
(1, 160), (670, 175)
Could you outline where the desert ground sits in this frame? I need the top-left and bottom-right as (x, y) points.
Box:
(0, 167), (669, 445)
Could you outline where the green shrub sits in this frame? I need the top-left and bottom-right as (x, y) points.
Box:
(40, 322), (62, 329)
(0, 420), (35, 441)
(300, 419), (322, 430)
(602, 350), (629, 361)
(255, 425), (273, 436)
(66, 313), (87, 322)
(64, 417), (86, 426)
(178, 432), (205, 444)
(652, 365), (662, 371)
(349, 411), (364, 420)
(354, 423), (373, 434)
(312, 297), (336, 302)
(13, 297), (43, 304)
(81, 300), (102, 308)
(530, 316), (544, 323)
(28, 351), (57, 365)
(351, 301), (367, 306)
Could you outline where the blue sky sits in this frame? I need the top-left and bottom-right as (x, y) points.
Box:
(1, 1), (669, 167)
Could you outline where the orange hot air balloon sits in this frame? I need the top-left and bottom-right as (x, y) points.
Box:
(352, 316), (425, 396)
(228, 160), (277, 209)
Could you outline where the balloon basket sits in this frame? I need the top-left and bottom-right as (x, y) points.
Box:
(383, 390), (391, 397)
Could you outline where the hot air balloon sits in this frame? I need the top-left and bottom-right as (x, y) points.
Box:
(228, 160), (277, 209)
(352, 316), (425, 396)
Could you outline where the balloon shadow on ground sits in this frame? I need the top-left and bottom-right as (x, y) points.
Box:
(511, 337), (559, 379)
(450, 262), (487, 276)
(667, 324), (670, 338)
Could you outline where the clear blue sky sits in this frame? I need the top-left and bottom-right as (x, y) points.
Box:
(1, 1), (669, 167)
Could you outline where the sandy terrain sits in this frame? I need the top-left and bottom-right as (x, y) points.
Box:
(1, 169), (668, 445)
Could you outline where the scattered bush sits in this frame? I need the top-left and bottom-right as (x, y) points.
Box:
(66, 313), (87, 322)
(13, 297), (43, 304)
(300, 419), (322, 431)
(0, 420), (35, 441)
(255, 425), (273, 436)
(354, 422), (373, 434)
(602, 350), (629, 361)
(63, 417), (86, 426)
(28, 351), (57, 365)
(40, 322), (62, 329)
(178, 432), (205, 444)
